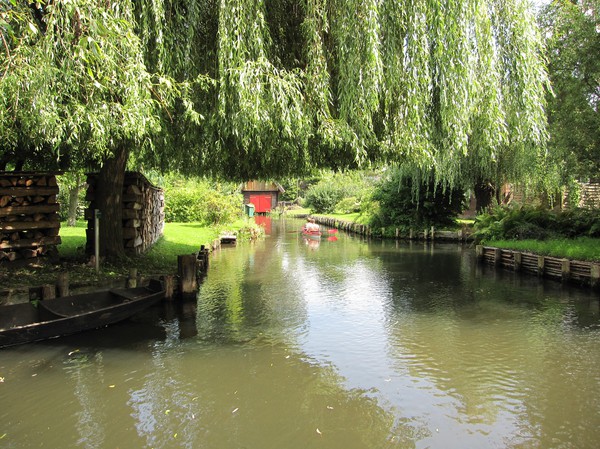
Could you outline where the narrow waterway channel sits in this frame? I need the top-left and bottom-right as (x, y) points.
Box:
(1, 217), (599, 448)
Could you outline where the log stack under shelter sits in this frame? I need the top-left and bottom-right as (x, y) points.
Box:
(85, 172), (164, 255)
(0, 172), (61, 262)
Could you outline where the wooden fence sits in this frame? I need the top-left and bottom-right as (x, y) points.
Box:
(476, 245), (600, 288)
(0, 172), (61, 262)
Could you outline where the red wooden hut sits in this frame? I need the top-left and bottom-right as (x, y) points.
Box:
(241, 181), (285, 214)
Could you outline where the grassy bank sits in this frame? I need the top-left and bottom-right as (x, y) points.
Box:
(0, 219), (254, 291)
(487, 237), (600, 262)
(287, 208), (598, 262)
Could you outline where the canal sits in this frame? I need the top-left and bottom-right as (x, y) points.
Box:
(1, 217), (600, 448)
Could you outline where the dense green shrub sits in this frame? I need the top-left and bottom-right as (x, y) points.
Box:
(334, 196), (361, 214)
(368, 170), (466, 229)
(304, 182), (346, 213)
(163, 176), (243, 224)
(304, 170), (375, 214)
(473, 206), (600, 242)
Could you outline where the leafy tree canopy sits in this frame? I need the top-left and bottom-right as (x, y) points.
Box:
(538, 0), (600, 182)
(2, 0), (549, 189)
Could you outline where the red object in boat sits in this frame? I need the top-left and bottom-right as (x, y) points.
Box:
(301, 227), (322, 239)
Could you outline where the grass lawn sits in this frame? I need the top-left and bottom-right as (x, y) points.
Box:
(0, 220), (252, 291)
(487, 237), (600, 262)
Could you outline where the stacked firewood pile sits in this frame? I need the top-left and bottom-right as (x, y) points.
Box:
(0, 172), (61, 262)
(85, 172), (164, 255)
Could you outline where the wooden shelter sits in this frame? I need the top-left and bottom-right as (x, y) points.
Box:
(241, 181), (285, 214)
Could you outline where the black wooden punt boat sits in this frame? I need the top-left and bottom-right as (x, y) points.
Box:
(0, 280), (165, 348)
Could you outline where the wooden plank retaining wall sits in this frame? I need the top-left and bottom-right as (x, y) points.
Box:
(311, 215), (472, 241)
(476, 245), (600, 288)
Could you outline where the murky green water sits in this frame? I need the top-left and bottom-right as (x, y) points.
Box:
(1, 217), (600, 448)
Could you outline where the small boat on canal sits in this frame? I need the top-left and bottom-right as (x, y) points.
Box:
(0, 280), (165, 348)
(301, 227), (322, 239)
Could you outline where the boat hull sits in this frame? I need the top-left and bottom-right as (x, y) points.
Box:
(0, 281), (164, 348)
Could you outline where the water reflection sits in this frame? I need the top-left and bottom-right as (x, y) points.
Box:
(1, 217), (599, 448)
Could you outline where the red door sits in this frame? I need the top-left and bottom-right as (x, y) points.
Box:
(249, 194), (272, 213)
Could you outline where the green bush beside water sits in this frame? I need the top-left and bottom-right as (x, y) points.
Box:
(163, 177), (243, 224)
(474, 206), (600, 261)
(474, 206), (600, 241)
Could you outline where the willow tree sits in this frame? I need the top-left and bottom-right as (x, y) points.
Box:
(130, 0), (548, 186)
(1, 0), (168, 258)
(1, 0), (548, 258)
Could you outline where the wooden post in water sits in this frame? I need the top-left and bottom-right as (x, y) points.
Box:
(591, 264), (600, 288)
(127, 268), (138, 288)
(494, 248), (502, 267)
(178, 254), (198, 298)
(561, 259), (571, 282)
(41, 284), (55, 300)
(475, 245), (484, 261)
(514, 252), (522, 271)
(162, 275), (175, 300)
(57, 272), (69, 297)
(537, 256), (545, 277)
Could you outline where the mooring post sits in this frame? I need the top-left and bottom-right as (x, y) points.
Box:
(127, 268), (138, 288)
(178, 254), (198, 298)
(561, 259), (571, 282)
(537, 256), (545, 277)
(494, 248), (503, 267)
(41, 284), (55, 300)
(57, 272), (69, 297)
(514, 252), (522, 271)
(94, 209), (100, 273)
(161, 275), (175, 300)
(475, 245), (484, 260)
(591, 264), (600, 288)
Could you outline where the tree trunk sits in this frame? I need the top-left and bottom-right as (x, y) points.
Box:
(67, 172), (83, 226)
(95, 144), (130, 261)
(474, 179), (496, 213)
